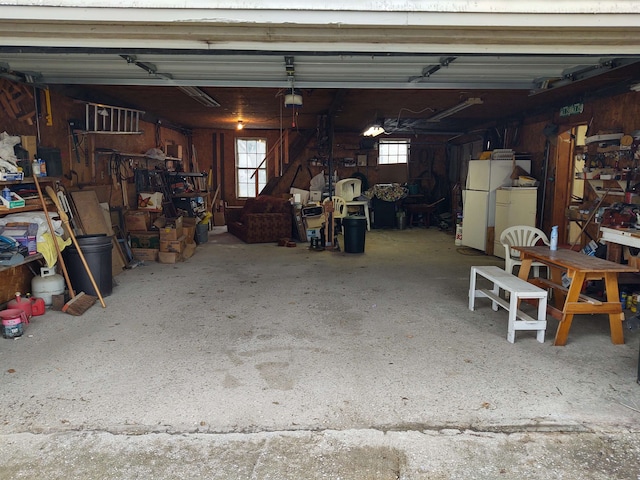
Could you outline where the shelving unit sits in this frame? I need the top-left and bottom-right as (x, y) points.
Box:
(0, 177), (59, 302)
(0, 176), (58, 214)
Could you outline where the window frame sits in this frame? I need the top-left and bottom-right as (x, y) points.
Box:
(377, 138), (410, 165)
(235, 137), (268, 198)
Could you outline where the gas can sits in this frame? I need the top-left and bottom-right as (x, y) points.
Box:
(31, 267), (65, 306)
(8, 292), (32, 319)
(30, 297), (46, 316)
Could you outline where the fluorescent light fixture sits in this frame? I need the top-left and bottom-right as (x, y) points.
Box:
(177, 86), (221, 107)
(426, 97), (483, 122)
(363, 125), (386, 137)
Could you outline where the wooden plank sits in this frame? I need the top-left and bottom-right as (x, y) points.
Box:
(100, 203), (126, 276)
(69, 190), (125, 276)
(0, 92), (17, 118)
(534, 277), (602, 305)
(70, 190), (111, 235)
(477, 289), (541, 324)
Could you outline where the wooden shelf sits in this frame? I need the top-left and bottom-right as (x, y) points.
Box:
(0, 204), (48, 215)
(0, 176), (60, 186)
(0, 253), (43, 273)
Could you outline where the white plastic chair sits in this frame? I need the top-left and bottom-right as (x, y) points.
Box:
(500, 225), (550, 278)
(334, 178), (371, 230)
(323, 196), (348, 233)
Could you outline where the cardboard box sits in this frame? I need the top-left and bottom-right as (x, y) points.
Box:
(160, 234), (186, 253)
(129, 231), (160, 249)
(0, 172), (24, 181)
(182, 242), (196, 259)
(131, 248), (158, 262)
(1, 191), (25, 209)
(20, 135), (37, 162)
(213, 211), (226, 226)
(138, 192), (163, 210)
(309, 190), (323, 202)
(158, 251), (182, 264)
(125, 210), (151, 232)
(181, 217), (196, 244)
(166, 144), (183, 159)
(158, 216), (184, 241)
(1, 223), (37, 254)
(304, 214), (324, 229)
(183, 225), (195, 244)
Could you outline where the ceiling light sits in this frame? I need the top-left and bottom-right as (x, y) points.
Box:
(631, 83), (640, 92)
(284, 91), (303, 108)
(237, 120), (244, 130)
(177, 86), (221, 107)
(363, 125), (386, 137)
(426, 98), (483, 122)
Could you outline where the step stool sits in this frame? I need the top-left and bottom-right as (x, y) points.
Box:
(469, 265), (548, 343)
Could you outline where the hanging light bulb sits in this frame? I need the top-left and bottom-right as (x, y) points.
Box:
(237, 120), (244, 130)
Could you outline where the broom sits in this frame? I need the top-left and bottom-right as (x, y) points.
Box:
(33, 175), (95, 315)
(45, 185), (105, 313)
(61, 291), (96, 315)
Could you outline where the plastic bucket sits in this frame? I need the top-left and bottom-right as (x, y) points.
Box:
(343, 215), (366, 253)
(195, 223), (209, 244)
(63, 234), (113, 297)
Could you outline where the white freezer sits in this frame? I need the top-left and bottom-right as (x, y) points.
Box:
(493, 187), (539, 259)
(462, 159), (533, 253)
(466, 160), (531, 191)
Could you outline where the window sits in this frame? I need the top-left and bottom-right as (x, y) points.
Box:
(378, 139), (409, 164)
(236, 138), (267, 198)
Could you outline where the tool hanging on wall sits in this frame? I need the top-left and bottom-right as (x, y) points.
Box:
(68, 120), (83, 164)
(43, 87), (53, 126)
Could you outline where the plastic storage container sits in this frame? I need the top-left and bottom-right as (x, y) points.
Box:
(63, 234), (113, 297)
(343, 215), (366, 253)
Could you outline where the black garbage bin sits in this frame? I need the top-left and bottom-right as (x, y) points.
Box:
(63, 234), (113, 297)
(343, 215), (366, 253)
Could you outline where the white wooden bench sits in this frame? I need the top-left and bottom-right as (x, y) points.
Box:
(469, 266), (548, 343)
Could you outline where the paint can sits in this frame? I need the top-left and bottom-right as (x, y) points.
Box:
(1, 309), (27, 338)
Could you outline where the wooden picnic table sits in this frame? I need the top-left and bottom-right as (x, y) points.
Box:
(514, 246), (638, 346)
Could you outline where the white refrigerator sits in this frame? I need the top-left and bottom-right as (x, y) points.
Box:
(462, 159), (531, 252)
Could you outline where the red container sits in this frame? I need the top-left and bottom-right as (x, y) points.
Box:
(1, 309), (27, 338)
(30, 297), (46, 316)
(7, 292), (32, 320)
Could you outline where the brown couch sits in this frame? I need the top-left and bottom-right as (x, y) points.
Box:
(226, 195), (293, 243)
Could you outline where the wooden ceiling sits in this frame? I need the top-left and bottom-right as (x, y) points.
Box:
(58, 59), (640, 137)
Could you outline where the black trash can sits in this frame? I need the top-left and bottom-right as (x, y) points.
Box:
(343, 215), (366, 253)
(63, 234), (113, 297)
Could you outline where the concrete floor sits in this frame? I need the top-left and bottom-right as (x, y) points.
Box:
(1, 227), (639, 479)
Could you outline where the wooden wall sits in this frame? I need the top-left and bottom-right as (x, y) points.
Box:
(449, 90), (640, 242)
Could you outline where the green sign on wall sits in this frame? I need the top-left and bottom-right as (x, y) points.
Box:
(559, 102), (584, 117)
